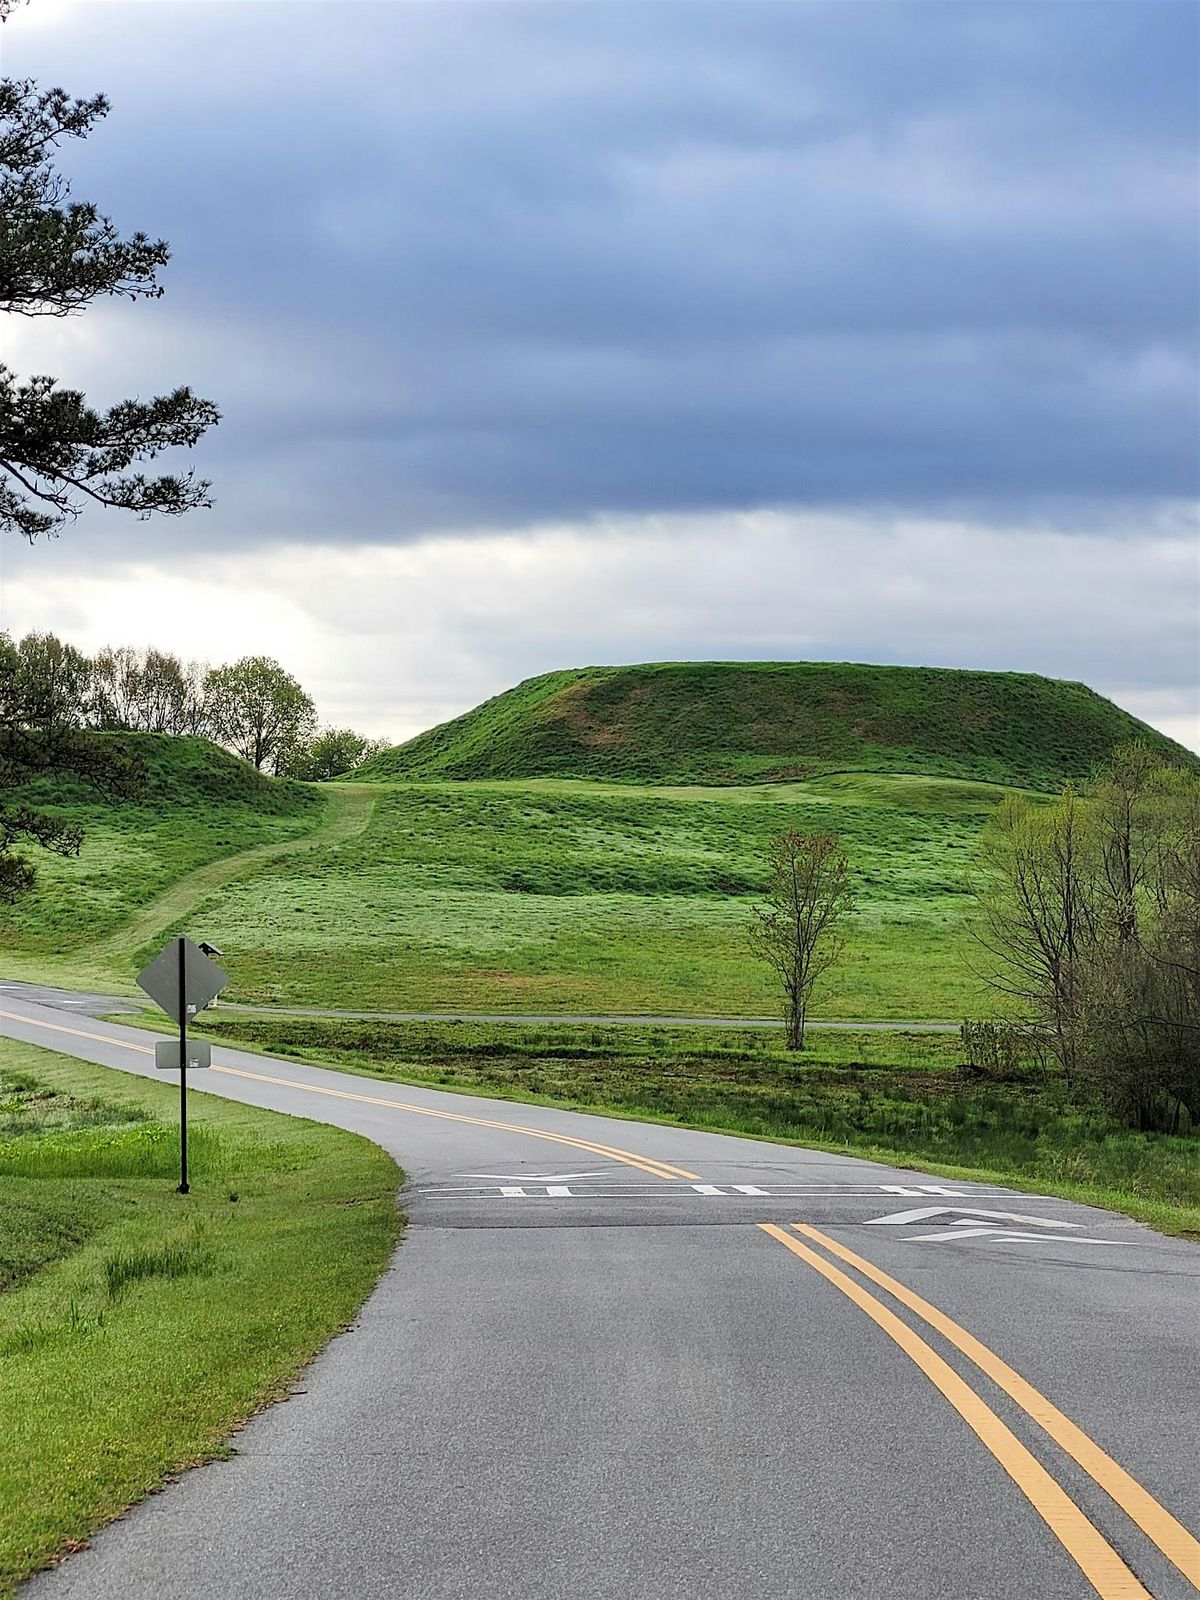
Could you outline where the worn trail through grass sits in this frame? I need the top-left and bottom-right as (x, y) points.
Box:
(84, 785), (378, 984)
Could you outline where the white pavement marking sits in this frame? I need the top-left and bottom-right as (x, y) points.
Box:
(456, 1171), (611, 1181)
(879, 1184), (967, 1196)
(500, 1187), (527, 1197)
(691, 1184), (725, 1195)
(545, 1185), (572, 1197)
(911, 1225), (1120, 1246)
(733, 1185), (768, 1195)
(864, 1205), (1082, 1230)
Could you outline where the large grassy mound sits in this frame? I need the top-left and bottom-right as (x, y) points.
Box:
(358, 661), (1195, 791)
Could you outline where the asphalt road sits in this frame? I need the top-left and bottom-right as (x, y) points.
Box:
(2, 985), (1198, 1600)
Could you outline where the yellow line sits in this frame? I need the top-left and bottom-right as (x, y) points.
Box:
(0, 1009), (697, 1181)
(758, 1224), (1152, 1600)
(792, 1223), (1200, 1591)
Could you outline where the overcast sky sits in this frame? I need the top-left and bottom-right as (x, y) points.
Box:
(1, 0), (1197, 749)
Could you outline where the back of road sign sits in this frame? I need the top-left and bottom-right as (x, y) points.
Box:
(155, 1039), (212, 1071)
(136, 937), (228, 1024)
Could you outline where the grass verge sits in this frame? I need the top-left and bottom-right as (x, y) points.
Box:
(0, 1038), (401, 1595)
(188, 1013), (1200, 1239)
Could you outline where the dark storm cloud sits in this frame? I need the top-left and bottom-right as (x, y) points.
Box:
(5, 0), (1198, 549)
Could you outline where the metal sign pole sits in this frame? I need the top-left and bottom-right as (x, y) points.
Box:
(137, 935), (227, 1193)
(177, 935), (189, 1195)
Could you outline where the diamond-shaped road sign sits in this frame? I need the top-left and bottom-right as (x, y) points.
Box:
(136, 937), (228, 1025)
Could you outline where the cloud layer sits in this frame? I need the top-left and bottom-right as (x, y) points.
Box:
(4, 1), (1197, 548)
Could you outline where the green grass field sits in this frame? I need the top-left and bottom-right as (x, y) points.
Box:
(0, 1038), (400, 1594)
(360, 660), (1198, 790)
(187, 1013), (1200, 1238)
(178, 773), (1004, 1017)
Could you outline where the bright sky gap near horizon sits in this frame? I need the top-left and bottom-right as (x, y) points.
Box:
(0, 1), (1197, 752)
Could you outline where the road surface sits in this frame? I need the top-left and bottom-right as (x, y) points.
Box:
(2, 985), (1197, 1600)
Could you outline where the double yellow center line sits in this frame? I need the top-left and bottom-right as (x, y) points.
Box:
(0, 1009), (697, 1181)
(760, 1223), (1200, 1600)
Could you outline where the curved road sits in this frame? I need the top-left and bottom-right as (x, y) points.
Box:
(1, 986), (1198, 1600)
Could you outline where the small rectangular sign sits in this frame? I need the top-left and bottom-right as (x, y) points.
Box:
(154, 1039), (212, 1071)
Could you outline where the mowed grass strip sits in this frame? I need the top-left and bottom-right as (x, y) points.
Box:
(191, 1014), (1200, 1238)
(0, 1039), (401, 1595)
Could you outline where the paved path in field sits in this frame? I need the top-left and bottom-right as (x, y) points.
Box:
(2, 989), (1197, 1600)
(0, 980), (958, 1031)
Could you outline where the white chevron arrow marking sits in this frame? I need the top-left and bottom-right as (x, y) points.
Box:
(864, 1206), (1081, 1230)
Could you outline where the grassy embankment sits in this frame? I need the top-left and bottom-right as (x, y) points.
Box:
(0, 734), (371, 994)
(0, 1038), (400, 1594)
(187, 1012), (1200, 1238)
(3, 663), (1192, 1018)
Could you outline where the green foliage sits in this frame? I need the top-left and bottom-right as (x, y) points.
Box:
(285, 725), (378, 781)
(358, 661), (1197, 792)
(0, 1038), (400, 1593)
(959, 1020), (1046, 1080)
(971, 748), (1200, 1131)
(0, 632), (144, 900)
(204, 656), (316, 773)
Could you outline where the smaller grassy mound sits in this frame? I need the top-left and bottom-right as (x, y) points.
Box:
(189, 1014), (1200, 1237)
(0, 1039), (400, 1595)
(359, 661), (1197, 792)
(0, 732), (323, 960)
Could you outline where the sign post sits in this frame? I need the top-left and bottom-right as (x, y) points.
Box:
(137, 936), (228, 1194)
(177, 936), (189, 1192)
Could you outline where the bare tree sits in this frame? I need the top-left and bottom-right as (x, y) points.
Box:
(969, 789), (1094, 1082)
(750, 831), (854, 1050)
(15, 630), (91, 726)
(970, 747), (1200, 1130)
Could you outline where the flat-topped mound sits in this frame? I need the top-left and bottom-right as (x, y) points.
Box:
(357, 661), (1197, 792)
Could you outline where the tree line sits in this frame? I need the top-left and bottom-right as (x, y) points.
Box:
(5, 632), (382, 780)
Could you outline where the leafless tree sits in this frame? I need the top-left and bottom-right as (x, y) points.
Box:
(970, 747), (1200, 1130)
(749, 831), (854, 1050)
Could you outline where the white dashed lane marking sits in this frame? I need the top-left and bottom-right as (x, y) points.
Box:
(414, 1182), (1074, 1203)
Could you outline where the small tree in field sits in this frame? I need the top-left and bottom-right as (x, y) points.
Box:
(750, 831), (855, 1049)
